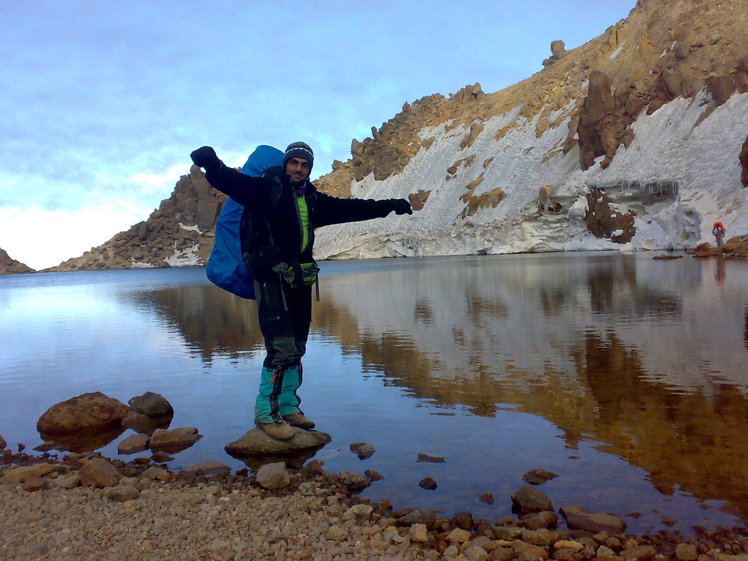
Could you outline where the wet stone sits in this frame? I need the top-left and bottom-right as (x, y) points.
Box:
(419, 477), (438, 490)
(523, 468), (559, 485)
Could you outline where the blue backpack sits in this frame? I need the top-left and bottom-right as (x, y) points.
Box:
(205, 145), (284, 298)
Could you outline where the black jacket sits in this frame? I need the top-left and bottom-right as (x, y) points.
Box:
(205, 162), (398, 280)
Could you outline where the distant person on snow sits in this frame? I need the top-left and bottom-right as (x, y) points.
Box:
(712, 221), (726, 247)
(190, 142), (413, 441)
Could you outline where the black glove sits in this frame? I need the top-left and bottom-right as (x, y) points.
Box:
(389, 199), (413, 215)
(190, 146), (220, 171)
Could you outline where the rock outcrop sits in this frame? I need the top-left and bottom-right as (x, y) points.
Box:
(48, 166), (225, 271)
(0, 247), (34, 275)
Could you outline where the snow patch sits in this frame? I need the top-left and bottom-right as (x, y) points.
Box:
(315, 92), (748, 260)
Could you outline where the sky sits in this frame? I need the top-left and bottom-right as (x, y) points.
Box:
(0, 0), (635, 270)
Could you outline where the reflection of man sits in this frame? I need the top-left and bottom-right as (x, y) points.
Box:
(715, 258), (725, 285)
(712, 221), (726, 247)
(191, 142), (413, 440)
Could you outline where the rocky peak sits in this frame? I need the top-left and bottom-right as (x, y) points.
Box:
(0, 248), (34, 275)
(47, 166), (226, 272)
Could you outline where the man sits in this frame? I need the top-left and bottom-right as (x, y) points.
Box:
(712, 221), (726, 247)
(191, 142), (412, 440)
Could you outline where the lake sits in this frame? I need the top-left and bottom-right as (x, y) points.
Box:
(1, 252), (747, 536)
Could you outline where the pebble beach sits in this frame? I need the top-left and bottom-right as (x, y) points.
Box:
(2, 447), (748, 561)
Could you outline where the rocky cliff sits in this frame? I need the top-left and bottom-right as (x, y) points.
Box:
(44, 0), (747, 272)
(0, 248), (34, 275)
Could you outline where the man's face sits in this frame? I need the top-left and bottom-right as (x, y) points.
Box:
(285, 157), (311, 185)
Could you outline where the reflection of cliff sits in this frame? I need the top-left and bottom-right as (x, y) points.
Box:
(132, 255), (748, 518)
(131, 285), (265, 362)
(307, 255), (748, 520)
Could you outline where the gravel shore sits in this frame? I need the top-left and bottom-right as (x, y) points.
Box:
(2, 451), (748, 561)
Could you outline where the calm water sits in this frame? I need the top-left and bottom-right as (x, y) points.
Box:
(1, 253), (747, 535)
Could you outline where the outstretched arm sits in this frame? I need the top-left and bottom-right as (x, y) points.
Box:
(314, 191), (412, 228)
(190, 146), (267, 207)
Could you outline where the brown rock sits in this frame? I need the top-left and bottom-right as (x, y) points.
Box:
(705, 75), (735, 106)
(79, 457), (122, 488)
(128, 391), (173, 418)
(419, 477), (438, 490)
(622, 545), (657, 561)
(149, 427), (201, 452)
(675, 543), (698, 561)
(740, 135), (748, 188)
(512, 539), (550, 561)
(585, 187), (636, 243)
(104, 484), (140, 502)
(479, 492), (495, 504)
(0, 433), (6, 449)
(511, 485), (553, 515)
(350, 442), (375, 459)
(0, 248), (34, 275)
(521, 511), (559, 530)
(417, 453), (445, 463)
(522, 469), (559, 485)
(181, 462), (231, 476)
(364, 469), (384, 481)
(117, 433), (149, 455)
(37, 392), (130, 434)
(21, 475), (49, 492)
(559, 505), (626, 534)
(3, 463), (55, 483)
(225, 427), (331, 456)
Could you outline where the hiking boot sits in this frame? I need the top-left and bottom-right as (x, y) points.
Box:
(282, 412), (315, 429)
(254, 419), (295, 441)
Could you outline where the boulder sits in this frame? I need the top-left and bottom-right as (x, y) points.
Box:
(37, 392), (130, 434)
(128, 392), (173, 418)
(0, 433), (5, 449)
(225, 428), (331, 456)
(559, 505), (627, 534)
(511, 485), (553, 515)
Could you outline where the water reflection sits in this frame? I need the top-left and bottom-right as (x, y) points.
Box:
(130, 285), (265, 362)
(2, 255), (747, 532)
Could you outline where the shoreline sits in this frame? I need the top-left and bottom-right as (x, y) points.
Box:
(2, 448), (748, 561)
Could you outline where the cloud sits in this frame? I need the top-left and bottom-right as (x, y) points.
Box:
(0, 204), (152, 270)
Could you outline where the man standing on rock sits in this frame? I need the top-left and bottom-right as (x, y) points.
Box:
(191, 142), (412, 440)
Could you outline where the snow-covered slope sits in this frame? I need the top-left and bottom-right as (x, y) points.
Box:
(315, 90), (748, 259)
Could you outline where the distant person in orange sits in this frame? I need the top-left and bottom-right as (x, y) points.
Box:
(712, 221), (726, 247)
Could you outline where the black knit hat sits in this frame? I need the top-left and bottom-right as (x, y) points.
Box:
(283, 141), (314, 171)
